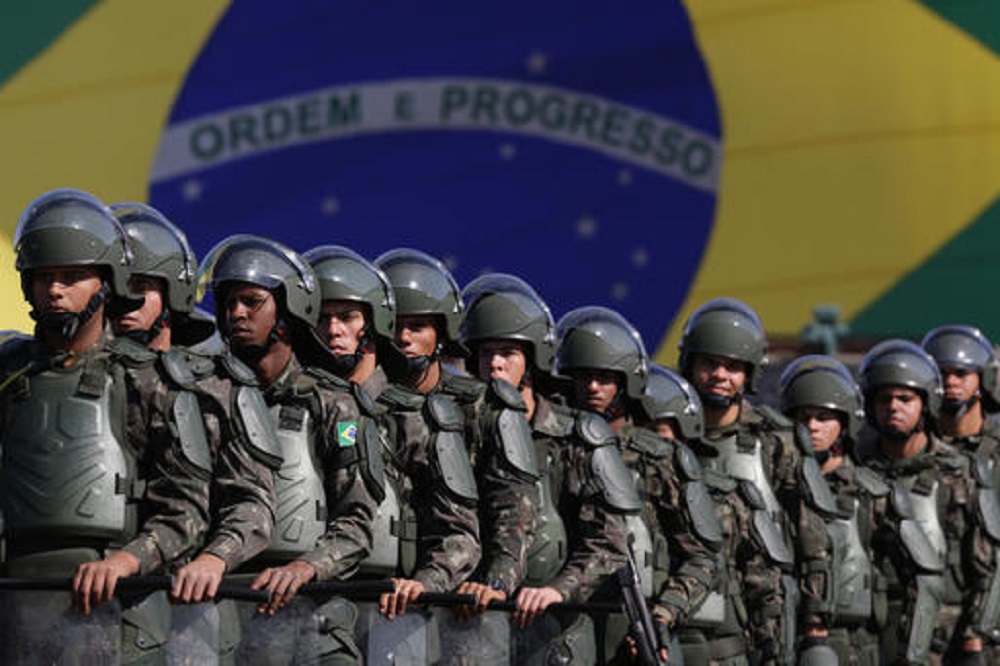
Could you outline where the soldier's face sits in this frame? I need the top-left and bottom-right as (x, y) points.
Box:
(29, 266), (103, 315)
(794, 406), (842, 452)
(477, 340), (528, 387)
(941, 366), (980, 404)
(872, 386), (923, 435)
(222, 284), (277, 348)
(654, 419), (678, 441)
(571, 369), (621, 414)
(690, 354), (748, 400)
(317, 300), (368, 355)
(116, 274), (167, 334)
(395, 314), (438, 357)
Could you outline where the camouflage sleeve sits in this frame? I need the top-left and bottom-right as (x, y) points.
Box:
(298, 390), (378, 581)
(120, 366), (211, 574)
(770, 430), (834, 630)
(477, 408), (538, 592)
(198, 384), (277, 571)
(549, 445), (628, 604)
(649, 456), (720, 628)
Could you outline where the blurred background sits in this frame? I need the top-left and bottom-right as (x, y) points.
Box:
(0, 0), (996, 374)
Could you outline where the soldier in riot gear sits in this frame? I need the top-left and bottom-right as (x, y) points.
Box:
(0, 189), (212, 663)
(111, 204), (279, 663)
(303, 245), (396, 397)
(556, 305), (722, 664)
(857, 340), (1000, 664)
(641, 365), (763, 665)
(780, 356), (880, 665)
(922, 325), (1000, 463)
(461, 274), (638, 664)
(678, 297), (839, 664)
(199, 234), (383, 664)
(376, 250), (533, 664)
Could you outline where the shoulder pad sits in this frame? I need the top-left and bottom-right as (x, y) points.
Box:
(854, 466), (891, 498)
(685, 481), (723, 547)
(218, 352), (259, 385)
(0, 335), (33, 361)
(739, 480), (767, 510)
(172, 391), (213, 475)
(575, 411), (616, 447)
(756, 404), (794, 430)
(979, 484), (1000, 542)
(425, 393), (464, 432)
(675, 443), (704, 481)
(434, 431), (479, 503)
(497, 408), (539, 478)
(235, 386), (283, 469)
(378, 384), (425, 411)
(351, 382), (378, 417)
(440, 372), (486, 403)
(108, 336), (158, 364)
(627, 428), (673, 459)
(801, 456), (839, 518)
(159, 349), (196, 390)
(975, 455), (996, 489)
(793, 424), (815, 455)
(304, 365), (352, 390)
(489, 378), (526, 411)
(177, 349), (217, 380)
(591, 445), (642, 512)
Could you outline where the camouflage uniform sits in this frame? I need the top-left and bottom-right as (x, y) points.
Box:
(862, 432), (1000, 664)
(700, 403), (837, 664)
(0, 330), (212, 663)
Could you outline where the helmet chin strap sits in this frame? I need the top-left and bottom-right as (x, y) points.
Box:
(698, 389), (741, 409)
(877, 414), (926, 444)
(941, 391), (979, 419)
(602, 389), (628, 422)
(228, 315), (287, 364)
(814, 434), (845, 466)
(32, 282), (109, 342)
(121, 307), (170, 347)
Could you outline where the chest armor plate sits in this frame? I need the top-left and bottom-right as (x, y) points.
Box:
(2, 367), (131, 542)
(624, 466), (655, 598)
(908, 480), (946, 563)
(828, 499), (873, 624)
(525, 446), (568, 585)
(710, 433), (782, 516)
(266, 403), (327, 558)
(359, 477), (401, 576)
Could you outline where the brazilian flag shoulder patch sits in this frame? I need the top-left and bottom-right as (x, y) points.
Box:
(336, 421), (358, 448)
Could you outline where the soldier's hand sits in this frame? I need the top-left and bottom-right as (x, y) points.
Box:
(73, 551), (140, 615)
(513, 585), (563, 628)
(379, 577), (425, 620)
(453, 581), (506, 620)
(172, 553), (227, 604)
(251, 560), (317, 616)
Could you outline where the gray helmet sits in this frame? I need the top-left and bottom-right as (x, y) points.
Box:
(641, 364), (705, 441)
(198, 234), (320, 331)
(780, 355), (864, 442)
(859, 339), (943, 419)
(460, 273), (556, 373)
(554, 306), (649, 399)
(678, 297), (767, 393)
(303, 245), (396, 340)
(15, 188), (134, 300)
(921, 324), (999, 403)
(374, 248), (464, 345)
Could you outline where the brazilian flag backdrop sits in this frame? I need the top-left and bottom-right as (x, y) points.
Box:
(0, 1), (997, 364)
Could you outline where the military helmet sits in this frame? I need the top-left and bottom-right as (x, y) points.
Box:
(641, 364), (705, 441)
(678, 297), (767, 392)
(780, 355), (864, 441)
(15, 188), (134, 299)
(460, 273), (556, 372)
(921, 324), (999, 399)
(198, 234), (320, 330)
(111, 202), (198, 315)
(374, 248), (464, 344)
(304, 245), (396, 340)
(554, 306), (649, 399)
(859, 339), (943, 417)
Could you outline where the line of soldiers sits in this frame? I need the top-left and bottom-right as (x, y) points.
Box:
(0, 187), (998, 665)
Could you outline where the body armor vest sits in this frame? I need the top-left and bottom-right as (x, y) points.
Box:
(908, 481), (946, 563)
(524, 445), (568, 585)
(264, 402), (326, 559)
(705, 432), (792, 566)
(828, 499), (873, 624)
(2, 361), (135, 546)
